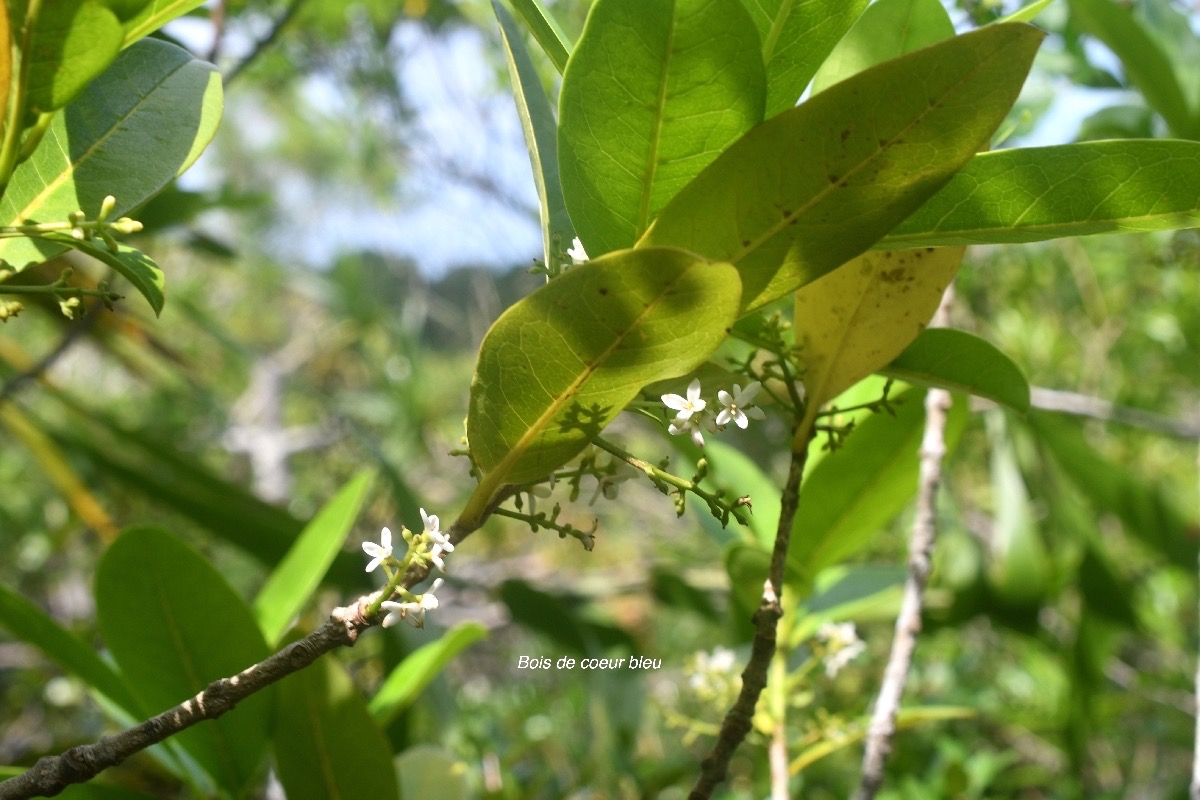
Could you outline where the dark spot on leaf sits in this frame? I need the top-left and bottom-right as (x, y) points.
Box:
(880, 268), (906, 283)
(598, 287), (608, 296)
(840, 128), (851, 141)
(741, 239), (751, 247)
(925, 247), (935, 253)
(724, 327), (732, 333)
(828, 173), (839, 183)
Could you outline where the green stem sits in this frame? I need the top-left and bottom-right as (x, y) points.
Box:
(0, 0), (40, 196)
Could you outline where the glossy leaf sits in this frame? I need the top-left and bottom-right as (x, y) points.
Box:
(1029, 413), (1198, 568)
(810, 0), (953, 95)
(467, 247), (740, 502)
(1000, 0), (1056, 23)
(1068, 0), (1197, 138)
(369, 622), (489, 725)
(882, 141), (1200, 247)
(787, 387), (969, 587)
(254, 470), (375, 647)
(0, 583), (142, 717)
(505, 0), (571, 73)
(740, 0), (869, 116)
(494, 0), (574, 270)
(558, 0), (766, 255)
(643, 24), (1043, 314)
(26, 0), (122, 113)
(119, 0), (208, 47)
(793, 246), (965, 410)
(273, 650), (399, 800)
(96, 527), (271, 793)
(0, 39), (223, 273)
(884, 328), (1031, 412)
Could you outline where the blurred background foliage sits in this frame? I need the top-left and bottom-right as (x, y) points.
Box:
(1, 0), (1199, 797)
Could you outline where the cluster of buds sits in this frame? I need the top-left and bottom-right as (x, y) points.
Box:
(68, 195), (142, 252)
(661, 379), (766, 447)
(362, 508), (450, 628)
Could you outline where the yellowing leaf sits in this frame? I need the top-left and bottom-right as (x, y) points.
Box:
(794, 246), (964, 414)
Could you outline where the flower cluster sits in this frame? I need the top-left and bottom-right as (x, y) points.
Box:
(661, 379), (766, 447)
(361, 507), (451, 628)
(816, 621), (866, 678)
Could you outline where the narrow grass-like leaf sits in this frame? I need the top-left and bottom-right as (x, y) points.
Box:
(96, 527), (272, 793)
(985, 413), (1050, 606)
(273, 650), (399, 800)
(26, 0), (122, 113)
(794, 246), (965, 411)
(0, 39), (223, 272)
(465, 248), (740, 518)
(882, 140), (1200, 247)
(558, 0), (766, 255)
(505, 0), (571, 73)
(1030, 413), (1198, 568)
(791, 706), (976, 773)
(787, 387), (968, 587)
(0, 583), (142, 717)
(1068, 0), (1196, 138)
(740, 0), (869, 116)
(254, 470), (375, 647)
(883, 328), (1030, 412)
(494, 0), (574, 270)
(642, 24), (1043, 314)
(810, 0), (953, 95)
(368, 622), (489, 725)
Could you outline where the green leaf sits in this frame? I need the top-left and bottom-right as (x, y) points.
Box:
(494, 0), (574, 270)
(368, 622), (489, 725)
(740, 0), (870, 117)
(558, 0), (766, 255)
(254, 470), (375, 647)
(810, 0), (953, 96)
(96, 527), (272, 793)
(1030, 413), (1198, 568)
(1068, 0), (1196, 138)
(466, 247), (740, 505)
(984, 413), (1050, 607)
(0, 39), (223, 273)
(883, 328), (1031, 412)
(1000, 0), (1056, 23)
(805, 564), (906, 616)
(701, 438), (781, 550)
(0, 583), (142, 717)
(273, 650), (399, 800)
(499, 579), (637, 654)
(396, 746), (471, 800)
(118, 0), (208, 48)
(36, 233), (166, 315)
(787, 387), (969, 587)
(642, 23), (1044, 314)
(504, 0), (571, 74)
(882, 141), (1200, 247)
(26, 0), (122, 113)
(793, 246), (965, 411)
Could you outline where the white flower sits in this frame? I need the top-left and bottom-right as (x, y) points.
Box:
(716, 382), (766, 429)
(668, 413), (707, 448)
(362, 527), (393, 573)
(381, 578), (444, 628)
(567, 237), (588, 264)
(662, 379), (706, 423)
(420, 507), (453, 570)
(818, 621), (866, 678)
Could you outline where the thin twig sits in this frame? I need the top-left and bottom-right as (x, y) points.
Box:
(0, 600), (372, 800)
(1191, 439), (1200, 800)
(223, 0), (306, 87)
(0, 513), (494, 800)
(855, 291), (955, 800)
(0, 304), (103, 404)
(688, 423), (811, 799)
(972, 387), (1200, 439)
